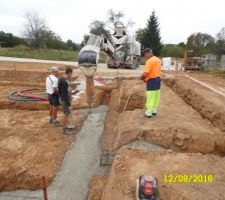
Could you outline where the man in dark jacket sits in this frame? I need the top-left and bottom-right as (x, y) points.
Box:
(58, 67), (73, 134)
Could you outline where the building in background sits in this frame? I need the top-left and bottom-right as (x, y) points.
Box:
(220, 55), (225, 67)
(162, 57), (183, 71)
(202, 54), (217, 67)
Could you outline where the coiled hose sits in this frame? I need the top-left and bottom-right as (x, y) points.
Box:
(8, 88), (48, 101)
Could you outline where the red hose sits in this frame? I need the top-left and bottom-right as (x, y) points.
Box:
(16, 88), (48, 101)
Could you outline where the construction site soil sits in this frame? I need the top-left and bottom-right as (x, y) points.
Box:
(92, 72), (225, 200)
(99, 147), (225, 200)
(0, 109), (87, 191)
(0, 61), (225, 199)
(0, 61), (120, 192)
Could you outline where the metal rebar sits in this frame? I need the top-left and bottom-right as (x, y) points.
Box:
(42, 176), (48, 200)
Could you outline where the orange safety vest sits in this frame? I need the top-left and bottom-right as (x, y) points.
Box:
(144, 56), (161, 82)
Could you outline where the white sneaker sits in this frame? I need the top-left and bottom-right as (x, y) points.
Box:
(152, 109), (158, 116)
(145, 110), (152, 117)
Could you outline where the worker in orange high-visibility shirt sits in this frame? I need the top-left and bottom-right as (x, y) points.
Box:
(141, 48), (161, 118)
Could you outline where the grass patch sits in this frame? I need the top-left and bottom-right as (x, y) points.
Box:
(0, 46), (78, 61)
(0, 46), (107, 63)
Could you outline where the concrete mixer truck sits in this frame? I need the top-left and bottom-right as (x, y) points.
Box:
(78, 22), (141, 69)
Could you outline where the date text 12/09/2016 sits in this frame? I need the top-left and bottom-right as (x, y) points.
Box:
(164, 174), (213, 183)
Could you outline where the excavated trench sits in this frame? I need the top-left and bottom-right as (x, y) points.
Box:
(101, 78), (225, 159)
(0, 75), (116, 199)
(1, 72), (225, 199)
(88, 76), (225, 200)
(163, 75), (225, 132)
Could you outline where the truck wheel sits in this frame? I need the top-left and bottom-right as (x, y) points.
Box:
(131, 57), (138, 70)
(135, 56), (140, 69)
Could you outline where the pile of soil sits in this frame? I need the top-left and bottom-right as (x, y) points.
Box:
(0, 69), (50, 82)
(0, 61), (75, 71)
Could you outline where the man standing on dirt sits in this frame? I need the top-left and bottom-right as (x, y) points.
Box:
(46, 66), (61, 126)
(141, 48), (161, 118)
(58, 67), (74, 135)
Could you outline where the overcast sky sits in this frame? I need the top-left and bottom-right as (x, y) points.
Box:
(0, 0), (224, 44)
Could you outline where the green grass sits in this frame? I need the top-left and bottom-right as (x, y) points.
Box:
(0, 46), (78, 61)
(204, 67), (225, 78)
(0, 46), (108, 63)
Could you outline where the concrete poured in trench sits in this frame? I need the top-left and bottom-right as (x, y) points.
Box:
(0, 106), (108, 200)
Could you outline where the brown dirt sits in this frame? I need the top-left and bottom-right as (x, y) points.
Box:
(72, 89), (105, 110)
(119, 80), (146, 111)
(0, 109), (87, 191)
(101, 80), (225, 154)
(1, 88), (106, 111)
(189, 72), (225, 89)
(0, 61), (76, 71)
(163, 75), (225, 131)
(0, 77), (112, 111)
(0, 60), (80, 83)
(0, 60), (120, 192)
(100, 147), (225, 200)
(91, 74), (225, 200)
(0, 84), (49, 110)
(0, 69), (50, 82)
(1, 61), (225, 198)
(101, 89), (120, 151)
(87, 176), (108, 200)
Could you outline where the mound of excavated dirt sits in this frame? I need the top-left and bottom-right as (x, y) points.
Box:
(109, 81), (225, 154)
(0, 109), (87, 191)
(0, 61), (76, 71)
(0, 69), (50, 82)
(163, 76), (225, 131)
(119, 79), (146, 111)
(101, 147), (225, 200)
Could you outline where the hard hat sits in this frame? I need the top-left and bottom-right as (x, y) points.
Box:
(51, 66), (59, 72)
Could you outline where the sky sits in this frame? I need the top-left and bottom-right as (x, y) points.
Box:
(0, 0), (224, 44)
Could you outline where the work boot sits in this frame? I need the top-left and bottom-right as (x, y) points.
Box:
(63, 127), (73, 135)
(152, 109), (158, 116)
(48, 118), (53, 124)
(143, 110), (152, 118)
(52, 120), (61, 127)
(143, 114), (152, 119)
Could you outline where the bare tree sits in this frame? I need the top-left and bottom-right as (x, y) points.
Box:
(23, 12), (48, 48)
(107, 9), (125, 28)
(106, 9), (135, 30)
